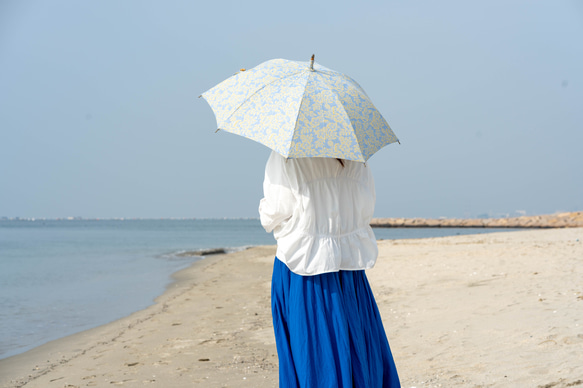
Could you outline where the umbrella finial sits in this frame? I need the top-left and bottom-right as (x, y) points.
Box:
(309, 54), (315, 71)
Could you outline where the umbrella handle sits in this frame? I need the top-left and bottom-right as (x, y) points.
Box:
(309, 54), (315, 71)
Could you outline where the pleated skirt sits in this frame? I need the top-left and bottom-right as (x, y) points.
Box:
(271, 257), (400, 388)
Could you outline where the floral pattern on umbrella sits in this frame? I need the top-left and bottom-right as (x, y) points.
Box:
(201, 57), (398, 162)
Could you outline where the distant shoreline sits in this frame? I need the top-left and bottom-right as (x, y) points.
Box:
(3, 212), (583, 228)
(371, 211), (583, 229)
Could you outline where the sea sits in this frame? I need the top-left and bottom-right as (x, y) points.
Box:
(0, 218), (518, 360)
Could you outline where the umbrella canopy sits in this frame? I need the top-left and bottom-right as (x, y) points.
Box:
(200, 56), (399, 162)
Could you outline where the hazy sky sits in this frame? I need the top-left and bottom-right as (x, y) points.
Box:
(1, 0), (582, 219)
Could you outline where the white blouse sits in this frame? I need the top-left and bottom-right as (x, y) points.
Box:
(258, 151), (378, 276)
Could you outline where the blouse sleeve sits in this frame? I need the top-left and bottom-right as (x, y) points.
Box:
(258, 151), (296, 233)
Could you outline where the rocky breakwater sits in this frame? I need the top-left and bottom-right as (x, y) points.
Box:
(371, 211), (583, 229)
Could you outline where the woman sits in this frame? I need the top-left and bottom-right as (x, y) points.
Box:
(259, 151), (400, 387)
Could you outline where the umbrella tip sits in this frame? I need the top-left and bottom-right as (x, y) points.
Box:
(309, 54), (315, 71)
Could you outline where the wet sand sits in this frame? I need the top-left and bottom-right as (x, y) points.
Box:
(1, 228), (582, 387)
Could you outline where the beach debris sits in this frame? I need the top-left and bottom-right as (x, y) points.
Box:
(198, 358), (210, 362)
(125, 362), (139, 367)
(176, 248), (227, 257)
(110, 380), (136, 385)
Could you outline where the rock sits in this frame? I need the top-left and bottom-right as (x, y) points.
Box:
(371, 212), (583, 229)
(176, 248), (228, 257)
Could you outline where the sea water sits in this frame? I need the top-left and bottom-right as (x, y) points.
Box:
(0, 219), (517, 359)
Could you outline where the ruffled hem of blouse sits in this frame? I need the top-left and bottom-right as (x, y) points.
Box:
(274, 227), (379, 276)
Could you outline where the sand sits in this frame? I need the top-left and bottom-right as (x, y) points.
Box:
(1, 228), (582, 388)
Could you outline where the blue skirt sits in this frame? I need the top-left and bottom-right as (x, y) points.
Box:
(271, 258), (400, 388)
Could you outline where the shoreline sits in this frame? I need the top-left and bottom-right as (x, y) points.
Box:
(0, 228), (514, 364)
(0, 248), (237, 363)
(0, 245), (279, 387)
(2, 228), (582, 387)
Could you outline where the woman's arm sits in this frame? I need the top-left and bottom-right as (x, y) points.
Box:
(258, 152), (296, 233)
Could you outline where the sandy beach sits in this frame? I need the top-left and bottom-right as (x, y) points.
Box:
(1, 228), (582, 388)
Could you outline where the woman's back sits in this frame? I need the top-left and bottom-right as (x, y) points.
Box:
(285, 154), (375, 235)
(259, 151), (378, 275)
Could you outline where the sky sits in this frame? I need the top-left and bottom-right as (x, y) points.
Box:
(1, 0), (582, 219)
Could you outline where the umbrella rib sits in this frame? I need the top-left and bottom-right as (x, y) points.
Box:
(223, 70), (306, 125)
(288, 74), (312, 159)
